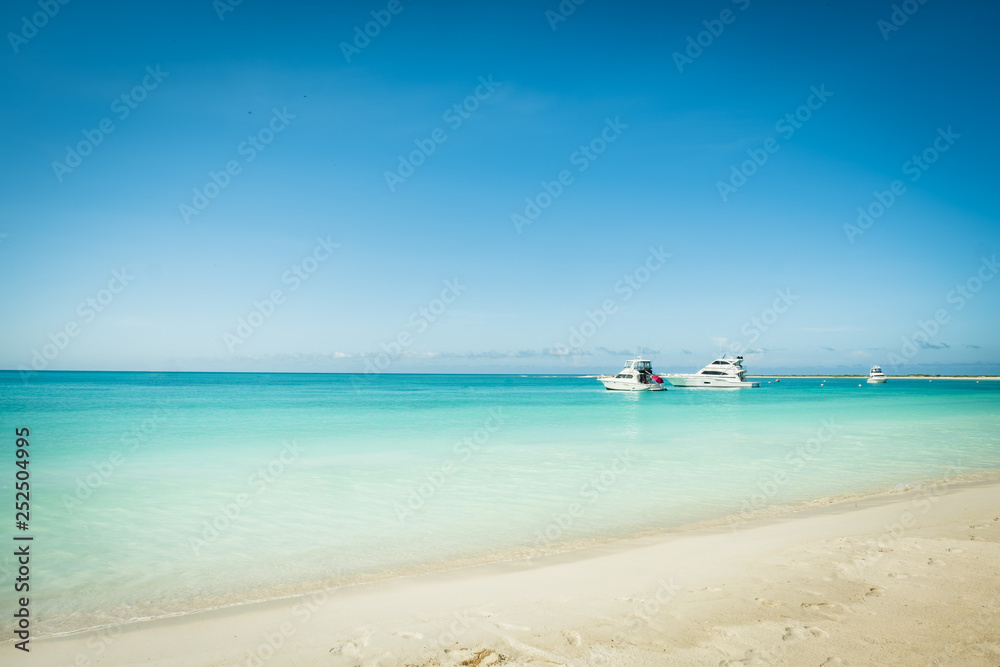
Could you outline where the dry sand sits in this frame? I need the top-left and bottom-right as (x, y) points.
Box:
(27, 481), (1000, 666)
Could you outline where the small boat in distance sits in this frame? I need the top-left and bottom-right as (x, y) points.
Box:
(598, 358), (666, 391)
(664, 356), (760, 388)
(867, 365), (887, 384)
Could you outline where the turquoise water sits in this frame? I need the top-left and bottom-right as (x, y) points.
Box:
(1, 371), (998, 635)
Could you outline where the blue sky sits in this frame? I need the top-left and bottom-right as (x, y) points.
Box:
(1, 0), (998, 374)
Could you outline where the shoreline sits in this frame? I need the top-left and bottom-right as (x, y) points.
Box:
(23, 471), (1000, 641)
(17, 475), (1000, 665)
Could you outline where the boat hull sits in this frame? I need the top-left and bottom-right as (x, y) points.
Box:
(664, 375), (759, 388)
(867, 377), (887, 384)
(598, 378), (665, 391)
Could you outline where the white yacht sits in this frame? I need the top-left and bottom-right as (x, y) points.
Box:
(664, 356), (760, 388)
(867, 365), (887, 384)
(597, 358), (666, 391)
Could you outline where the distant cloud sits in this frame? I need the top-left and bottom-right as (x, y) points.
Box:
(235, 352), (353, 362)
(797, 326), (858, 332)
(916, 341), (950, 350)
(965, 344), (981, 349)
(236, 350), (573, 363)
(596, 347), (660, 357)
(820, 346), (835, 352)
(239, 348), (687, 363)
(432, 349), (576, 359)
(680, 349), (692, 355)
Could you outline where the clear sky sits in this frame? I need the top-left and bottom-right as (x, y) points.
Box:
(1, 0), (998, 375)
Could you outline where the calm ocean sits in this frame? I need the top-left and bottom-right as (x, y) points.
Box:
(1, 371), (998, 636)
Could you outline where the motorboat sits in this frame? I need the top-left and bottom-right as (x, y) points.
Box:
(597, 358), (666, 391)
(867, 365), (887, 384)
(664, 356), (760, 388)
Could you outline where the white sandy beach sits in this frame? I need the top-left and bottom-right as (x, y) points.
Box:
(27, 481), (1000, 666)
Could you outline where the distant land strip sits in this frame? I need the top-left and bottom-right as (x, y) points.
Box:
(747, 375), (1000, 379)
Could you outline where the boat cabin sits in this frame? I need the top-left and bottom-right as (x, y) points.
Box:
(615, 359), (653, 379)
